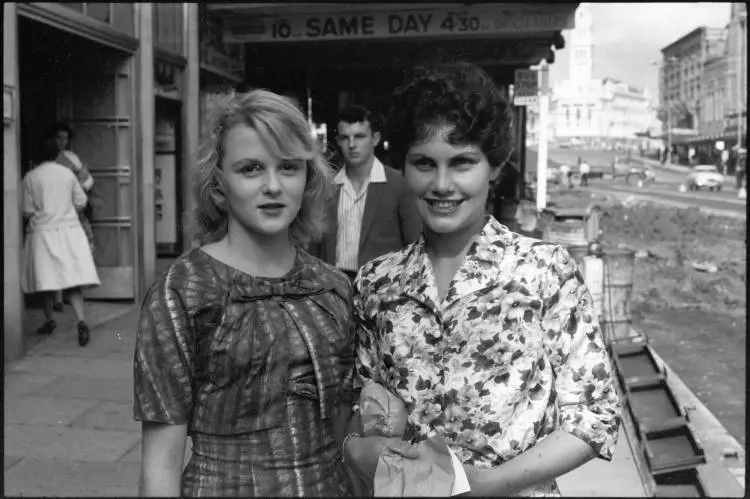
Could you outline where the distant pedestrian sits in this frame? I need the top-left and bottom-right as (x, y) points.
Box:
(559, 163), (571, 188)
(580, 159), (591, 186)
(134, 90), (357, 497)
(48, 122), (97, 312)
(21, 143), (100, 345)
(737, 151), (746, 190)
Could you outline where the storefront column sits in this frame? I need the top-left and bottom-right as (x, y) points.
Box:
(182, 3), (200, 248)
(4, 3), (24, 363)
(136, 3), (156, 302)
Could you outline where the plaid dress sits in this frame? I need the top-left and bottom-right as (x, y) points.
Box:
(133, 248), (356, 497)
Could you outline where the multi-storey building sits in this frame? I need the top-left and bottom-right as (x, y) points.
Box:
(724, 3), (747, 151)
(526, 3), (657, 148)
(3, 3), (245, 362)
(659, 26), (725, 142)
(4, 2), (579, 362)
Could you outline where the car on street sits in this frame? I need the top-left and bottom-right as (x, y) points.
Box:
(686, 164), (724, 191)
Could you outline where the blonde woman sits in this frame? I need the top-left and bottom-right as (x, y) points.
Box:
(134, 90), (357, 496)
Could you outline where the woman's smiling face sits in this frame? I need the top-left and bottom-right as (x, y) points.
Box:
(404, 125), (500, 237)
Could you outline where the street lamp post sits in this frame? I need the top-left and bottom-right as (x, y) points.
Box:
(652, 57), (679, 163)
(738, 11), (746, 152)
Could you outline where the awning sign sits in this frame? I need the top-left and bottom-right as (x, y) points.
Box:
(222, 4), (575, 43)
(513, 69), (539, 107)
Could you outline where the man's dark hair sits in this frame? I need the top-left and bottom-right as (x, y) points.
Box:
(337, 105), (380, 133)
(387, 61), (514, 170)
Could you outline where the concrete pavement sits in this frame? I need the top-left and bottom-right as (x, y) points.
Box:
(3, 307), (743, 496)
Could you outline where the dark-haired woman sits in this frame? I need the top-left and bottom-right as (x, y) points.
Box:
(344, 62), (621, 496)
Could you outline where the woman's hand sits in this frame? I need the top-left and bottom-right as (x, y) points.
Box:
(345, 435), (420, 483)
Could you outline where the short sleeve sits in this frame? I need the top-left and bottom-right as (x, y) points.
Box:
(133, 270), (194, 425)
(22, 174), (35, 215)
(540, 246), (621, 461)
(352, 264), (383, 391)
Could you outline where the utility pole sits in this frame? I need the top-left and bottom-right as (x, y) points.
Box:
(536, 60), (550, 211)
(738, 11), (746, 152)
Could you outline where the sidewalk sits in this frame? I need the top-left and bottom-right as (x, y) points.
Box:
(3, 308), (743, 496)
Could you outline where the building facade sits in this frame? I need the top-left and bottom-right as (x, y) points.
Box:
(3, 3), (246, 363)
(723, 3), (747, 151)
(526, 3), (657, 148)
(659, 26), (725, 135)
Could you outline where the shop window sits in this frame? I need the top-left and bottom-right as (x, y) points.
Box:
(112, 3), (135, 35)
(86, 3), (111, 24)
(154, 3), (184, 55)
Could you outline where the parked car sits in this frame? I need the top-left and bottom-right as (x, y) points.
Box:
(686, 164), (724, 191)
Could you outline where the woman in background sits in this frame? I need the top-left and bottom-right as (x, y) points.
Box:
(134, 89), (357, 497)
(22, 143), (100, 345)
(49, 122), (97, 311)
(345, 62), (621, 496)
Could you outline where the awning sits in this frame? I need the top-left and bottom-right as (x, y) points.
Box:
(206, 3), (579, 69)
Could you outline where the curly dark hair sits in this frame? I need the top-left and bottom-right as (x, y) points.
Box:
(387, 62), (514, 170)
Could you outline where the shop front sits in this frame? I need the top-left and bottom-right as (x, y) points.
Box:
(3, 3), (200, 363)
(209, 2), (576, 217)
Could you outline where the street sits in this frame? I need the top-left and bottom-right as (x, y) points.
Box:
(538, 147), (747, 216)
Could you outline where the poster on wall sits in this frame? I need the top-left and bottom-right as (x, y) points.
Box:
(155, 117), (178, 245)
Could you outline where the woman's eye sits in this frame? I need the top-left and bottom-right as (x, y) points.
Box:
(280, 161), (303, 173)
(409, 158), (435, 170)
(239, 162), (263, 175)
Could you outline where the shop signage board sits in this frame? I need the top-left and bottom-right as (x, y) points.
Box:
(222, 4), (575, 43)
(513, 69), (538, 107)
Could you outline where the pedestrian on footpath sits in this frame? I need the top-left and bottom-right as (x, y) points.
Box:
(48, 122), (98, 312)
(21, 142), (100, 345)
(134, 90), (359, 497)
(308, 105), (421, 281)
(344, 62), (621, 496)
(580, 158), (590, 187)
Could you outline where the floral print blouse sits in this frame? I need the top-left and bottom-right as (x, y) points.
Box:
(353, 216), (621, 497)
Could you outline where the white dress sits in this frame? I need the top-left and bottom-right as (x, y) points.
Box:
(21, 161), (100, 293)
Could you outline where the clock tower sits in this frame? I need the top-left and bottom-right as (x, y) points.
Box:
(570, 3), (594, 84)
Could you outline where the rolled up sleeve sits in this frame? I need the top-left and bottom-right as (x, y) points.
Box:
(541, 246), (621, 460)
(133, 270), (194, 425)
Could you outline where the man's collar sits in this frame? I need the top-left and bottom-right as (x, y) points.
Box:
(333, 157), (387, 185)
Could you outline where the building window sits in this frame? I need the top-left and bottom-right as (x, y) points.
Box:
(154, 3), (184, 55)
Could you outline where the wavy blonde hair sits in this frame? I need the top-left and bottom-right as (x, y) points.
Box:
(193, 89), (333, 246)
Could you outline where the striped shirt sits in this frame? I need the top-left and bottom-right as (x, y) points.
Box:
(334, 158), (387, 272)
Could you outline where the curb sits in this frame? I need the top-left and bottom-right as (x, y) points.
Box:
(647, 347), (745, 495)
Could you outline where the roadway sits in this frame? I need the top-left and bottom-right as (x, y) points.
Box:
(529, 147), (747, 217)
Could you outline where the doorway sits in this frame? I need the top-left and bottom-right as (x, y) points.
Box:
(17, 16), (137, 338)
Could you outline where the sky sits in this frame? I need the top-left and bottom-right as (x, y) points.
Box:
(549, 3), (732, 101)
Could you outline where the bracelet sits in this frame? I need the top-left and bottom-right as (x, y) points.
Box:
(341, 432), (362, 464)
